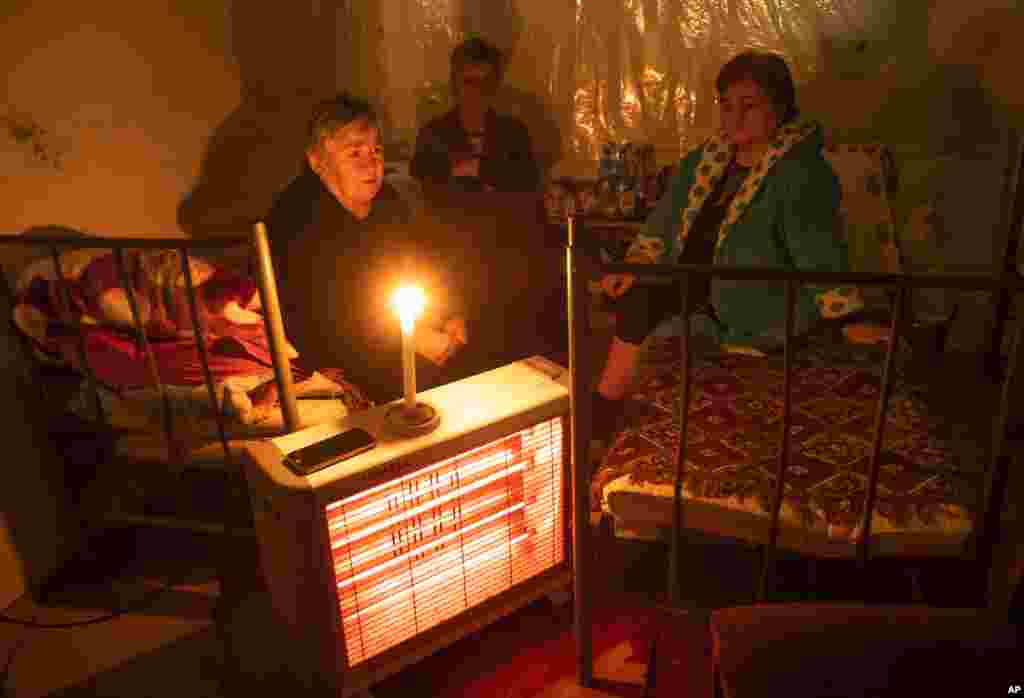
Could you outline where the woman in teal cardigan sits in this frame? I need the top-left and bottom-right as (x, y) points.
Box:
(594, 51), (861, 435)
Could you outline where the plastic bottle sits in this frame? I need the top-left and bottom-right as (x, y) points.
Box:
(618, 142), (636, 218)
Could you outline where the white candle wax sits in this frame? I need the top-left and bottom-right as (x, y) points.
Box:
(402, 320), (416, 408)
(392, 285), (426, 411)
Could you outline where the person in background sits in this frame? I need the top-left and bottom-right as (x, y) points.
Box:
(408, 38), (566, 368)
(592, 50), (858, 438)
(410, 37), (540, 193)
(264, 93), (470, 405)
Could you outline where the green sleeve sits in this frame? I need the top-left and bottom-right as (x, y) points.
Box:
(777, 154), (866, 319)
(778, 155), (846, 273)
(627, 147), (702, 264)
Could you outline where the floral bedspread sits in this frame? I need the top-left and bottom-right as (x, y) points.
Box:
(592, 332), (979, 537)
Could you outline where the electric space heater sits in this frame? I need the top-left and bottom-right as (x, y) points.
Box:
(239, 356), (572, 695)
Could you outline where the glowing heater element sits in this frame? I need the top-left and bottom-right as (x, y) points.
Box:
(391, 284), (426, 408)
(326, 417), (564, 666)
(240, 357), (570, 693)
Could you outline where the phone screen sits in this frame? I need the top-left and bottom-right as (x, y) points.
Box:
(283, 428), (377, 476)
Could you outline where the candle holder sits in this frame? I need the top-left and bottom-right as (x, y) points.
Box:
(384, 400), (441, 437)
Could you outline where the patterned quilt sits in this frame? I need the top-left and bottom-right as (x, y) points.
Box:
(592, 331), (980, 545)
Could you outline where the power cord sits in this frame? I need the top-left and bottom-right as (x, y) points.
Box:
(0, 597), (35, 698)
(0, 572), (184, 698)
(0, 577), (177, 628)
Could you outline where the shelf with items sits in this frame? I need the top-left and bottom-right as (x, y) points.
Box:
(544, 150), (678, 228)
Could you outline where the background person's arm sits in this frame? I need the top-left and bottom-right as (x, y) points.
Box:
(410, 122), (453, 186)
(622, 147), (701, 266)
(479, 118), (540, 193)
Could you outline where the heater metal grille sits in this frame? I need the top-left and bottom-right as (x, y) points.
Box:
(325, 417), (565, 666)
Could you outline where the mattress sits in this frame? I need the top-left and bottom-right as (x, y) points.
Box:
(108, 397), (348, 467)
(55, 368), (361, 468)
(592, 331), (981, 557)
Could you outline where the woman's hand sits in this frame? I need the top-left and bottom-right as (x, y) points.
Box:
(248, 380), (279, 408)
(443, 316), (468, 346)
(415, 326), (453, 366)
(600, 273), (636, 299)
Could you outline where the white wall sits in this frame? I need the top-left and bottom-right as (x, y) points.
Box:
(1, 1), (240, 237)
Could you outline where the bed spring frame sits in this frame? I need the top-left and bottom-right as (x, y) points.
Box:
(564, 215), (1024, 687)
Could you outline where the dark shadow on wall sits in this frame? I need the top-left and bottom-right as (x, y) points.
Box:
(176, 91), (321, 238)
(177, 3), (340, 238)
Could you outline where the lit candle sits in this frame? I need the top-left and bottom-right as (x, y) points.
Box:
(391, 285), (426, 409)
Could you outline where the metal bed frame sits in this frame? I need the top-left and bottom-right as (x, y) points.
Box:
(4, 212), (1021, 690)
(564, 215), (1024, 687)
(0, 222), (302, 691)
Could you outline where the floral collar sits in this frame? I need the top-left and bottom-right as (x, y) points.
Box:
(677, 119), (864, 321)
(679, 120), (821, 252)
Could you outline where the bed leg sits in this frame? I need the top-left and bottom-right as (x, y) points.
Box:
(806, 557), (819, 601)
(212, 473), (259, 695)
(546, 586), (573, 607)
(212, 593), (240, 694)
(642, 634), (658, 698)
(908, 566), (924, 603)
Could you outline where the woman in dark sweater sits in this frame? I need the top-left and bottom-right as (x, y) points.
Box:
(410, 38), (539, 194)
(265, 94), (469, 405)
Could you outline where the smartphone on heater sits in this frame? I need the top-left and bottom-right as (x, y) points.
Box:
(283, 428), (377, 476)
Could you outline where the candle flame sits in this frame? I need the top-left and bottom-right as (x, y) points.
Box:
(392, 284), (426, 333)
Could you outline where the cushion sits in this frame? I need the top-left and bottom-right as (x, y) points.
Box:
(822, 142), (902, 311)
(66, 369), (365, 436)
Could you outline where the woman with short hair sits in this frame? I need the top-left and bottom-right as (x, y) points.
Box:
(410, 37), (540, 193)
(594, 50), (860, 435)
(265, 94), (469, 405)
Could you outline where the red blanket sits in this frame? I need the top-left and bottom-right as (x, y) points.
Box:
(12, 248), (300, 389)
